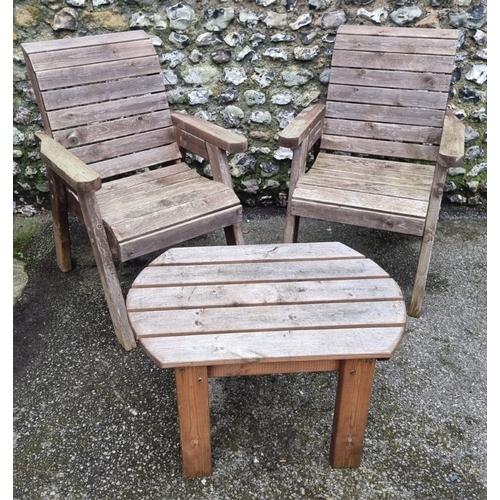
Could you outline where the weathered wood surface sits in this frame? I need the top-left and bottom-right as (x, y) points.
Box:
(23, 31), (246, 350)
(127, 242), (406, 368)
(330, 358), (376, 468)
(175, 366), (212, 477)
(127, 242), (406, 476)
(279, 26), (463, 316)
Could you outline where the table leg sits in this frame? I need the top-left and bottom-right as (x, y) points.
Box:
(329, 358), (376, 468)
(175, 366), (212, 477)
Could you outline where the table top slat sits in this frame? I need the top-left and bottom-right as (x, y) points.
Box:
(130, 300), (406, 337)
(139, 327), (404, 368)
(149, 242), (363, 265)
(131, 258), (388, 287)
(127, 243), (406, 367)
(127, 278), (402, 310)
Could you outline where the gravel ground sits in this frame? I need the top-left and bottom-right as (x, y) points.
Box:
(13, 205), (487, 499)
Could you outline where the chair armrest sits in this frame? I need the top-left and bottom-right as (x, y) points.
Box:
(277, 102), (326, 149)
(170, 112), (247, 154)
(35, 132), (101, 193)
(437, 109), (465, 169)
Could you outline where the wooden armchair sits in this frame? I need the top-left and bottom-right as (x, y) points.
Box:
(22, 31), (247, 351)
(278, 26), (464, 318)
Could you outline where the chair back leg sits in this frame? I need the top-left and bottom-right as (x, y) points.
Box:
(47, 170), (72, 272)
(224, 223), (245, 245)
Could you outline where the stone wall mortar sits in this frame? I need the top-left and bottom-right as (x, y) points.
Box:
(13, 0), (487, 208)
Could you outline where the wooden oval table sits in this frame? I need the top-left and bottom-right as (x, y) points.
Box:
(126, 242), (406, 477)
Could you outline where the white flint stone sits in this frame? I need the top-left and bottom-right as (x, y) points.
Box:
(13, 128), (25, 146)
(466, 65), (487, 84)
(389, 7), (422, 26)
(249, 111), (272, 125)
(273, 147), (293, 160)
(263, 48), (288, 61)
(290, 13), (312, 30)
(357, 8), (388, 24)
(224, 33), (244, 47)
(66, 0), (85, 7)
(162, 70), (178, 86)
(223, 67), (247, 86)
(166, 3), (195, 31)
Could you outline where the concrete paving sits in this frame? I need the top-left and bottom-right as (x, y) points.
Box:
(13, 206), (487, 499)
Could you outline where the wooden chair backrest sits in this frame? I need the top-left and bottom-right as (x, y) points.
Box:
(22, 31), (182, 180)
(323, 25), (459, 163)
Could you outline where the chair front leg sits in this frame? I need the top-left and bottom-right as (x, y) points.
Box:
(78, 191), (137, 351)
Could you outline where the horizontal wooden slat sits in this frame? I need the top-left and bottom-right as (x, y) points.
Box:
(293, 184), (428, 218)
(98, 168), (206, 216)
(329, 67), (452, 92)
(89, 144), (182, 178)
(127, 278), (402, 310)
(26, 39), (156, 72)
(313, 153), (435, 178)
(22, 30), (150, 55)
(332, 50), (455, 74)
(323, 118), (442, 145)
(290, 200), (425, 236)
(337, 25), (459, 40)
(208, 360), (341, 377)
(320, 134), (439, 162)
(69, 127), (174, 165)
(131, 300), (406, 337)
(43, 74), (165, 111)
(311, 155), (434, 189)
(333, 34), (457, 56)
(101, 178), (235, 230)
(132, 258), (389, 288)
(36, 55), (161, 91)
(97, 162), (190, 192)
(325, 101), (445, 127)
(110, 188), (241, 244)
(298, 173), (431, 202)
(53, 111), (173, 149)
(115, 205), (243, 261)
(48, 92), (168, 130)
(139, 327), (404, 367)
(150, 241), (363, 265)
(327, 84), (448, 110)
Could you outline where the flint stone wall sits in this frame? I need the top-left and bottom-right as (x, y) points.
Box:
(13, 0), (487, 208)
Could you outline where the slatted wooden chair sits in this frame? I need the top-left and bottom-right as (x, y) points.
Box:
(278, 26), (464, 318)
(22, 31), (247, 351)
